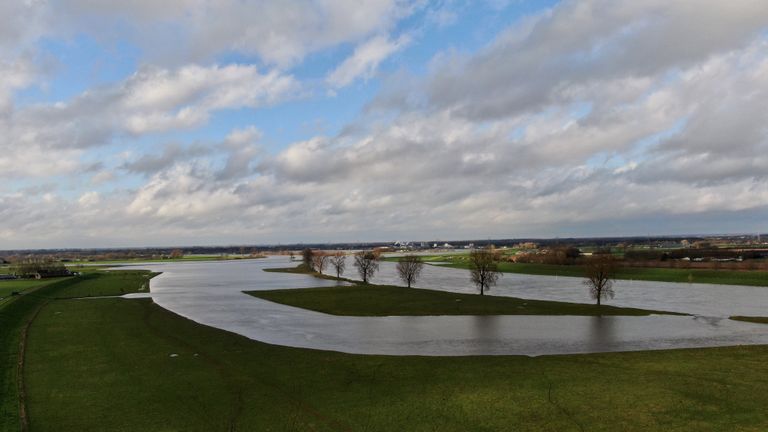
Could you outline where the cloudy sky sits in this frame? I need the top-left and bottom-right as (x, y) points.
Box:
(1, 0), (767, 248)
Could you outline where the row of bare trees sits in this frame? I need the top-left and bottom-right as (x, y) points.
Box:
(301, 249), (347, 278)
(301, 248), (382, 282)
(298, 247), (618, 306)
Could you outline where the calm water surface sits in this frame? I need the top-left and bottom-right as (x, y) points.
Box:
(122, 257), (768, 356)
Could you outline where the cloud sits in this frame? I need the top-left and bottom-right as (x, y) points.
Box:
(121, 64), (297, 134)
(78, 191), (101, 207)
(121, 143), (211, 175)
(327, 34), (412, 88)
(0, 63), (296, 178)
(217, 127), (262, 181)
(2, 0), (768, 248)
(0, 57), (39, 114)
(427, 0), (768, 120)
(51, 0), (415, 67)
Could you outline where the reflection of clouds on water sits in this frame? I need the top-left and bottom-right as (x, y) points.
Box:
(121, 257), (768, 356)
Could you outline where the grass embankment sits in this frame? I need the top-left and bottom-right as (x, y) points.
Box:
(247, 284), (679, 316)
(0, 279), (68, 305)
(730, 316), (768, 325)
(12, 274), (768, 431)
(0, 272), (155, 432)
(422, 256), (768, 287)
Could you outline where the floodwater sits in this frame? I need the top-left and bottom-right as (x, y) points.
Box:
(367, 260), (768, 317)
(119, 256), (768, 356)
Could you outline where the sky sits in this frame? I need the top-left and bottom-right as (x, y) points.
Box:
(0, 0), (767, 249)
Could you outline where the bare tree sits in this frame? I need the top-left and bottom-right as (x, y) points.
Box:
(311, 252), (329, 275)
(354, 250), (380, 283)
(329, 252), (346, 278)
(469, 249), (501, 295)
(396, 255), (424, 288)
(583, 254), (617, 306)
(302, 248), (315, 271)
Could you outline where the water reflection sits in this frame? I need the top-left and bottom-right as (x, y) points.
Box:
(588, 316), (616, 352)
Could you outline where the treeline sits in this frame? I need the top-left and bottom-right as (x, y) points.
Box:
(512, 247), (583, 265)
(9, 258), (71, 278)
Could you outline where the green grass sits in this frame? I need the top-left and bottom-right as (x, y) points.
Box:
(48, 271), (158, 298)
(247, 284), (680, 316)
(14, 275), (768, 431)
(0, 278), (68, 301)
(0, 271), (156, 432)
(730, 316), (768, 325)
(433, 260), (768, 287)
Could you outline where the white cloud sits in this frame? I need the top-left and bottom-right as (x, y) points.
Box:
(52, 0), (416, 67)
(2, 0), (768, 248)
(0, 63), (296, 178)
(78, 191), (101, 207)
(327, 34), (411, 88)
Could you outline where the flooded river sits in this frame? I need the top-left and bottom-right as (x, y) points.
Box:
(122, 257), (768, 356)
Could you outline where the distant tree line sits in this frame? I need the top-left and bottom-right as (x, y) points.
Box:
(10, 258), (70, 278)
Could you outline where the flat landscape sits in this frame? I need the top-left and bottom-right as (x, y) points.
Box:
(2, 2), (768, 429)
(0, 267), (766, 431)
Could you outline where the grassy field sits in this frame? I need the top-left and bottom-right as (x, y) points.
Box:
(4, 270), (768, 431)
(0, 278), (67, 298)
(422, 257), (768, 287)
(247, 284), (680, 316)
(0, 272), (155, 432)
(0, 278), (69, 309)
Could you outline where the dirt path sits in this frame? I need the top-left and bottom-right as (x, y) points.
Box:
(16, 296), (50, 432)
